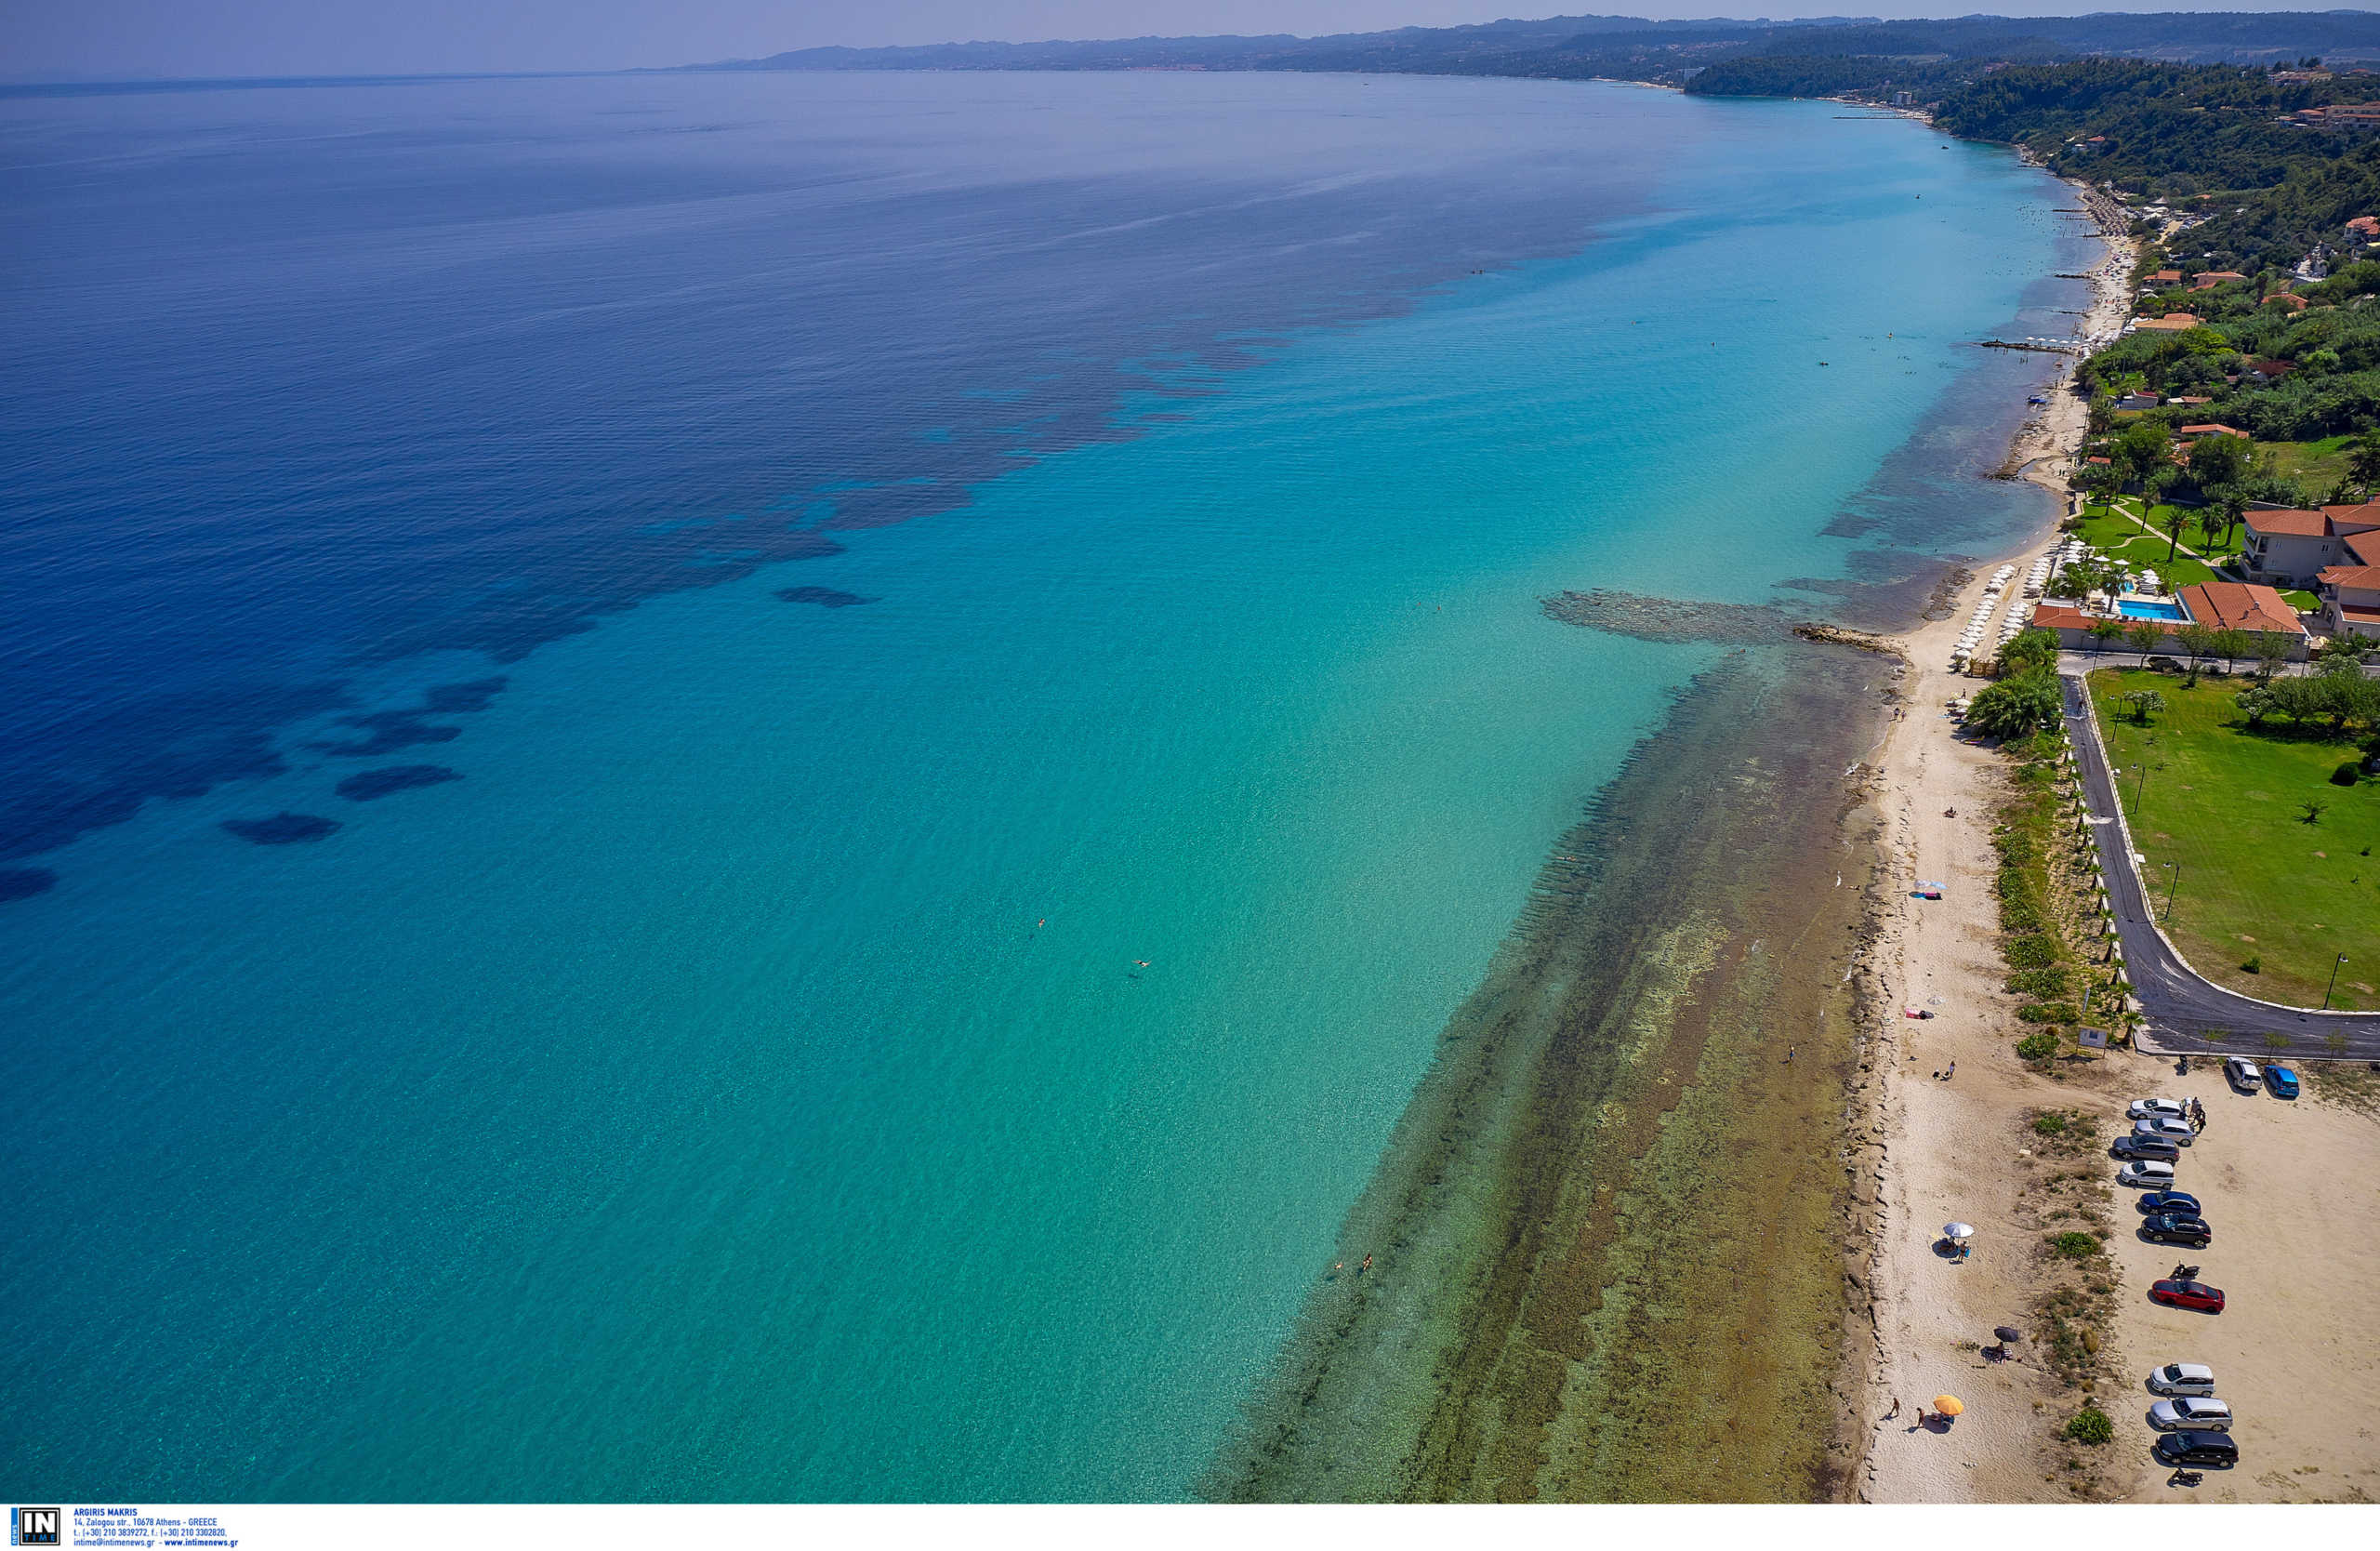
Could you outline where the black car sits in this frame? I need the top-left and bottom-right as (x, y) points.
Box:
(2137, 1190), (2202, 1217)
(2154, 1430), (2238, 1468)
(2113, 1134), (2182, 1162)
(2141, 1213), (2213, 1248)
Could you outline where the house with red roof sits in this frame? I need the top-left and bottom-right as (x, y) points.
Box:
(2265, 291), (2311, 311)
(2315, 529), (2380, 639)
(2241, 502), (2380, 587)
(2175, 424), (2247, 441)
(2029, 583), (2308, 658)
(2347, 215), (2380, 239)
(2190, 271), (2249, 290)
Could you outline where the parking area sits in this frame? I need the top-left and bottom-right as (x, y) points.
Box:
(2107, 1064), (2380, 1501)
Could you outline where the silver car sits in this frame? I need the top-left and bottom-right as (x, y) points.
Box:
(2224, 1056), (2263, 1092)
(2149, 1397), (2232, 1433)
(2147, 1362), (2216, 1397)
(2117, 1161), (2177, 1189)
(2128, 1097), (2189, 1121)
(2134, 1117), (2194, 1146)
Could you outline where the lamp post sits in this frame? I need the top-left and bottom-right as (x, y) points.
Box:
(2161, 860), (2181, 921)
(2322, 954), (2348, 1012)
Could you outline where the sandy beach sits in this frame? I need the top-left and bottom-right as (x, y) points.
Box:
(1854, 220), (2380, 1503)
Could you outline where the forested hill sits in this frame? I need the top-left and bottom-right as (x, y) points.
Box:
(685, 13), (2380, 86)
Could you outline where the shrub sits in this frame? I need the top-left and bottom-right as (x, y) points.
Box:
(2016, 1031), (2060, 1063)
(2049, 1231), (2101, 1260)
(2031, 1112), (2069, 1136)
(2007, 966), (2073, 999)
(2063, 1406), (2114, 1446)
(2006, 935), (2061, 970)
(2241, 954), (2262, 974)
(2018, 1001), (2081, 1024)
(2334, 761), (2361, 787)
(1968, 670), (2064, 738)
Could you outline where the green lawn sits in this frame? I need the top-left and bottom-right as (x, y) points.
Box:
(2072, 498), (2242, 592)
(2089, 669), (2380, 1011)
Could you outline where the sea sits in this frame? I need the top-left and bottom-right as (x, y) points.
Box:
(0, 69), (2090, 1501)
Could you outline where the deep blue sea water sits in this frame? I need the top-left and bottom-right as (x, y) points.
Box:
(2, 71), (2091, 1499)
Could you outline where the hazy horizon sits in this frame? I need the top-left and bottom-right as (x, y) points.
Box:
(6, 1), (2379, 84)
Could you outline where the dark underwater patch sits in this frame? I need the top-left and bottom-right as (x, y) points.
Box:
(312, 712), (463, 758)
(221, 812), (340, 844)
(0, 867), (59, 902)
(421, 678), (508, 714)
(776, 587), (879, 608)
(336, 764), (463, 802)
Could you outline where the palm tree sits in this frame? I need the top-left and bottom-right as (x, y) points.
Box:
(2162, 503), (2191, 563)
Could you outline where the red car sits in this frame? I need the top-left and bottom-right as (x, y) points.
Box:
(2150, 1279), (2225, 1313)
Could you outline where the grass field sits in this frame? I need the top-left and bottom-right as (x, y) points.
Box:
(2264, 434), (2353, 497)
(2074, 498), (2241, 591)
(2089, 669), (2380, 1010)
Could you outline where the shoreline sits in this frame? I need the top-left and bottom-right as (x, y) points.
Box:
(1210, 161), (2138, 1505)
(1851, 200), (2141, 1501)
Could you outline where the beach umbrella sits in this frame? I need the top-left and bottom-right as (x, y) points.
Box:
(1995, 1326), (2023, 1343)
(1943, 1222), (1976, 1241)
(1934, 1395), (1964, 1417)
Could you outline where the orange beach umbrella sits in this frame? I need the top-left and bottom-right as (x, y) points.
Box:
(1934, 1395), (1964, 1417)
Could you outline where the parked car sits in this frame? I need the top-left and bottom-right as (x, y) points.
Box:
(2149, 1397), (2233, 1433)
(2134, 1117), (2195, 1146)
(2113, 1133), (2182, 1162)
(2117, 1161), (2178, 1189)
(2136, 1190), (2202, 1217)
(2153, 1430), (2238, 1468)
(2266, 1065), (2300, 1100)
(2128, 1097), (2189, 1121)
(2141, 1213), (2213, 1248)
(2147, 1361), (2216, 1396)
(2224, 1055), (2263, 1093)
(2150, 1279), (2225, 1313)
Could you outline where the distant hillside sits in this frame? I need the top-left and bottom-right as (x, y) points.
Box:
(682, 12), (2380, 89)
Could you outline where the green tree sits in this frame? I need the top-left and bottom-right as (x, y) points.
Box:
(2086, 617), (2127, 656)
(2211, 627), (2252, 672)
(2161, 502), (2191, 563)
(1967, 670), (2063, 738)
(2186, 431), (2249, 490)
(2000, 627), (2060, 675)
(2254, 630), (2294, 681)
(2121, 687), (2167, 724)
(2237, 683), (2279, 727)
(2125, 620), (2165, 666)
(2349, 428), (2380, 499)
(2173, 621), (2219, 683)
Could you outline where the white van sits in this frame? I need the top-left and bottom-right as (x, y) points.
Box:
(2117, 1160), (2176, 1189)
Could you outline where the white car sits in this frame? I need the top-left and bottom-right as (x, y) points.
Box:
(2134, 1117), (2195, 1146)
(2147, 1362), (2217, 1397)
(2149, 1397), (2232, 1433)
(2128, 1097), (2190, 1121)
(2117, 1161), (2176, 1189)
(2225, 1056), (2263, 1093)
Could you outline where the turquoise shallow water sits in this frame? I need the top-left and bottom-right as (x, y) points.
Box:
(2, 75), (2083, 1500)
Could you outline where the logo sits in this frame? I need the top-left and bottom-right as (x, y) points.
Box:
(11, 1508), (60, 1546)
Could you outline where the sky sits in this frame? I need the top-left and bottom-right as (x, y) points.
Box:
(1, 0), (2372, 81)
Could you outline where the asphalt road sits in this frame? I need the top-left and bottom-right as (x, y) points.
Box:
(2059, 671), (2380, 1063)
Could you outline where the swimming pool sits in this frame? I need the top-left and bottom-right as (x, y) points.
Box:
(2117, 600), (2187, 621)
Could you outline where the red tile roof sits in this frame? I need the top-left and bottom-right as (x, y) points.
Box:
(2175, 424), (2246, 439)
(2317, 564), (2380, 589)
(2350, 530), (2380, 565)
(2030, 603), (2096, 631)
(2245, 507), (2329, 537)
(2179, 581), (2307, 636)
(2329, 506), (2380, 536)
(2265, 293), (2310, 310)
